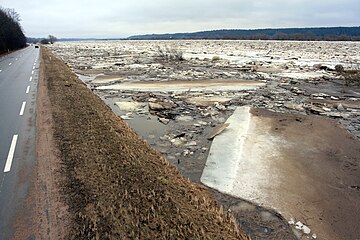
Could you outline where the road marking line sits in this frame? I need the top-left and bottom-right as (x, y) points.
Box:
(9, 63), (12, 66)
(26, 86), (30, 94)
(32, 66), (35, 70)
(0, 70), (2, 72)
(4, 135), (18, 173)
(31, 70), (34, 75)
(29, 76), (33, 82)
(19, 101), (26, 116)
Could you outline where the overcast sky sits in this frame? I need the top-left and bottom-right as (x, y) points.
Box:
(1, 0), (360, 38)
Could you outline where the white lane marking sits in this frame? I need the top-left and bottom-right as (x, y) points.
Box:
(4, 135), (18, 173)
(31, 70), (34, 75)
(19, 101), (26, 116)
(32, 66), (35, 70)
(26, 86), (30, 94)
(0, 70), (2, 73)
(29, 76), (33, 82)
(9, 63), (12, 66)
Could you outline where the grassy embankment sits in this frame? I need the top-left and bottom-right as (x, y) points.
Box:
(41, 47), (249, 239)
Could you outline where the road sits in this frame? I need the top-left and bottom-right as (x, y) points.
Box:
(0, 46), (39, 239)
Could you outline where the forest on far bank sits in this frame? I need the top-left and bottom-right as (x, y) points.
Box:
(128, 27), (360, 41)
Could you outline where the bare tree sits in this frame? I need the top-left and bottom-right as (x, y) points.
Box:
(5, 8), (21, 22)
(48, 35), (57, 44)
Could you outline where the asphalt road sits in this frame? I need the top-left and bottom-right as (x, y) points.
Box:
(0, 46), (39, 239)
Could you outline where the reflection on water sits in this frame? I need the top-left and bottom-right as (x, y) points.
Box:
(103, 96), (168, 144)
(126, 115), (168, 143)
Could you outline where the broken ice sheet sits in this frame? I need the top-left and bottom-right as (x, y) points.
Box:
(295, 221), (311, 235)
(206, 123), (230, 140)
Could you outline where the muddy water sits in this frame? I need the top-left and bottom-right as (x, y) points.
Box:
(109, 102), (167, 142)
(101, 93), (213, 181)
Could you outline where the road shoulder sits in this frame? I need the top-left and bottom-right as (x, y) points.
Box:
(13, 48), (70, 239)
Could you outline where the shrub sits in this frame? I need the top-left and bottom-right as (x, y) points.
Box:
(212, 56), (221, 61)
(157, 46), (184, 62)
(40, 38), (50, 44)
(335, 64), (344, 73)
(337, 64), (360, 86)
(342, 70), (360, 86)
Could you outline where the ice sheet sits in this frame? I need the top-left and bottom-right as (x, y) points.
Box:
(200, 106), (251, 193)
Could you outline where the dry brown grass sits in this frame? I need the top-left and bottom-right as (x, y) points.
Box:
(41, 47), (249, 239)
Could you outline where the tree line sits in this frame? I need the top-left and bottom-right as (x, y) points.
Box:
(27, 35), (57, 44)
(0, 7), (26, 54)
(128, 27), (360, 41)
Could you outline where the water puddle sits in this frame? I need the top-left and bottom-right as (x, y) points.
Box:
(103, 96), (168, 144)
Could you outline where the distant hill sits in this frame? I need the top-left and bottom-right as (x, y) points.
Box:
(127, 27), (360, 41)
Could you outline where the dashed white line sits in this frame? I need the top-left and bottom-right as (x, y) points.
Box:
(0, 70), (2, 73)
(9, 63), (12, 66)
(19, 101), (26, 116)
(26, 86), (30, 94)
(32, 66), (35, 70)
(4, 135), (18, 173)
(31, 70), (34, 75)
(29, 76), (33, 82)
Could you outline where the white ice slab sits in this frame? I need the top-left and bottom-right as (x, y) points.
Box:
(97, 83), (264, 92)
(200, 106), (251, 193)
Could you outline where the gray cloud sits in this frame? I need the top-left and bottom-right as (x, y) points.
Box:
(1, 0), (359, 38)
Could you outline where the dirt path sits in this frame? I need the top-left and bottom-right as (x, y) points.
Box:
(33, 56), (71, 238)
(39, 48), (249, 239)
